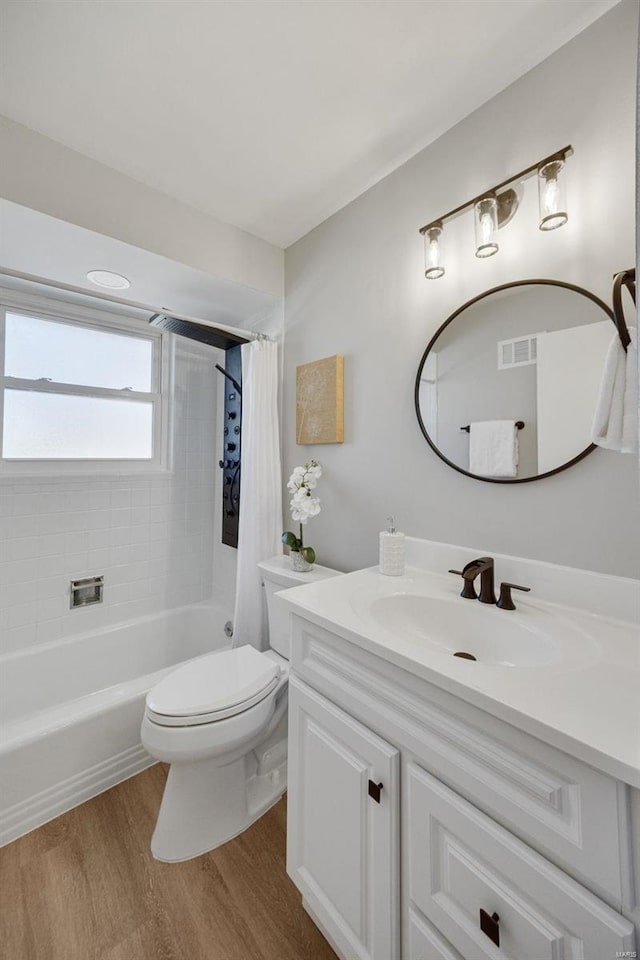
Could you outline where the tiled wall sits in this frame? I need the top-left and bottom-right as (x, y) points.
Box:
(0, 338), (220, 656)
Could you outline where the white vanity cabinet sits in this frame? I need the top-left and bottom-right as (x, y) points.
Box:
(287, 677), (400, 960)
(408, 763), (634, 959)
(286, 615), (637, 960)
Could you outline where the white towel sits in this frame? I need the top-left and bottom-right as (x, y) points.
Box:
(591, 328), (637, 454)
(469, 420), (519, 478)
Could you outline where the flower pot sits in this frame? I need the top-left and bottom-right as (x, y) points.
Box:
(290, 550), (313, 573)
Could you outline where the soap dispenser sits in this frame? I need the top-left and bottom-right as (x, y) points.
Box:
(379, 516), (405, 577)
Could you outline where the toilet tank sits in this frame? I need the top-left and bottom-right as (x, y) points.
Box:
(258, 556), (340, 659)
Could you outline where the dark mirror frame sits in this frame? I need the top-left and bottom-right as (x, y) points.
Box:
(414, 279), (616, 484)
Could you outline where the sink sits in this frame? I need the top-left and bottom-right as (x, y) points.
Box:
(359, 589), (602, 670)
(367, 594), (557, 667)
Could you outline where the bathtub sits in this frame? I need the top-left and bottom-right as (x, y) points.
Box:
(0, 600), (230, 847)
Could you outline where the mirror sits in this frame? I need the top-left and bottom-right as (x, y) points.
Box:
(415, 280), (615, 483)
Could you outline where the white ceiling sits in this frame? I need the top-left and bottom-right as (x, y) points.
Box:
(0, 0), (620, 248)
(0, 200), (277, 329)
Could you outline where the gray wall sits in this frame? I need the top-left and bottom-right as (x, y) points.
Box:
(283, 0), (639, 578)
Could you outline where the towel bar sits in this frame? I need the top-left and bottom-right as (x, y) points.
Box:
(461, 421), (524, 432)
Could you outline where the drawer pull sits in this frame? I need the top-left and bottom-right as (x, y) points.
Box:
(368, 780), (383, 803)
(479, 909), (500, 947)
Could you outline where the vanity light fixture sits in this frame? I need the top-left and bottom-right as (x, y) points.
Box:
(424, 222), (445, 279)
(419, 145), (572, 278)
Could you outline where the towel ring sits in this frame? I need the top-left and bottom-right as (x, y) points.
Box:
(612, 269), (635, 352)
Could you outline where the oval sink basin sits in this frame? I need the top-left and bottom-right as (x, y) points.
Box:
(367, 594), (558, 667)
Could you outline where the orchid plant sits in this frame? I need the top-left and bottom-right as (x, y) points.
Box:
(281, 460), (322, 565)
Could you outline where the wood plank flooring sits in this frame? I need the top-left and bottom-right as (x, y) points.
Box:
(0, 764), (337, 960)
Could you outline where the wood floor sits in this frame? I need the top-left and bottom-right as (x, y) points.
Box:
(0, 764), (337, 960)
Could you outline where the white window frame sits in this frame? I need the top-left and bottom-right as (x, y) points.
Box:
(0, 288), (172, 477)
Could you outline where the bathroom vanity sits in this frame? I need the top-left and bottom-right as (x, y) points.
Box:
(279, 539), (640, 960)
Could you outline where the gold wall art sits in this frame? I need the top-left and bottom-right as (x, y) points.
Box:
(296, 354), (344, 445)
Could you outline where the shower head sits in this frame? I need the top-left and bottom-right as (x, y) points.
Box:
(149, 314), (249, 351)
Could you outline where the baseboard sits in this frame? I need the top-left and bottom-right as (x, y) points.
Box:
(0, 744), (155, 848)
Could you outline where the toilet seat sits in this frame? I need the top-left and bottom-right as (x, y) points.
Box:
(146, 645), (280, 728)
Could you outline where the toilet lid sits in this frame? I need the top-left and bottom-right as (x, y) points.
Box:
(146, 645), (280, 719)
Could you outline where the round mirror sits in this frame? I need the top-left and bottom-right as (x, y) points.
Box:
(415, 280), (615, 483)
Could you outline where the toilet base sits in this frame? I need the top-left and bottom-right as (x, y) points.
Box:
(150, 749), (287, 862)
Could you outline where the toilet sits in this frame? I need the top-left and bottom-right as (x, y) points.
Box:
(141, 555), (339, 862)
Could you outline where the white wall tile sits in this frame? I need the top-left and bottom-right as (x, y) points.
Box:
(0, 341), (224, 655)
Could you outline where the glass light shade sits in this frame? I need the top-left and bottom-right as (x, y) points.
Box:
(538, 158), (567, 231)
(424, 224), (445, 279)
(474, 196), (498, 258)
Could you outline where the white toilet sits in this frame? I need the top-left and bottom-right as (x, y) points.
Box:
(141, 555), (339, 862)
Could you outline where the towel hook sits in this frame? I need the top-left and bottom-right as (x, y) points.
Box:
(612, 269), (635, 353)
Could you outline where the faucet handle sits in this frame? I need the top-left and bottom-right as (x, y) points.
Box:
(497, 582), (531, 610)
(448, 570), (478, 600)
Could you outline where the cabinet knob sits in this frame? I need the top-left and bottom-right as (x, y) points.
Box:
(479, 909), (500, 947)
(368, 780), (383, 803)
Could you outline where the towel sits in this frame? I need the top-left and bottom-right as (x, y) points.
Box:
(469, 420), (519, 478)
(591, 328), (637, 454)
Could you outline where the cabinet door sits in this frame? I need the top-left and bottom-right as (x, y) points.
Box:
(407, 762), (636, 960)
(287, 676), (399, 960)
(408, 909), (464, 960)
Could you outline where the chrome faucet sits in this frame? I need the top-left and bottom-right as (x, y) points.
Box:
(448, 557), (497, 605)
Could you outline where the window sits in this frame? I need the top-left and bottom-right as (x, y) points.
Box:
(0, 299), (168, 472)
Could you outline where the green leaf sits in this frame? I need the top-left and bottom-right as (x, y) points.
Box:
(281, 531), (301, 549)
(300, 546), (316, 565)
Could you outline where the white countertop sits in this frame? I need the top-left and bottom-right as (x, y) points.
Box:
(279, 563), (640, 788)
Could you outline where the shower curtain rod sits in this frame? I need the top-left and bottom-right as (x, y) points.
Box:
(0, 266), (263, 343)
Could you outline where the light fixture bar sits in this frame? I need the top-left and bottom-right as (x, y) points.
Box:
(418, 144), (573, 235)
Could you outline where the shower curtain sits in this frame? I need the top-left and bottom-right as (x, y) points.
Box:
(232, 338), (283, 650)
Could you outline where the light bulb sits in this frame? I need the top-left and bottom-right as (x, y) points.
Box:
(480, 212), (494, 245)
(542, 176), (560, 216)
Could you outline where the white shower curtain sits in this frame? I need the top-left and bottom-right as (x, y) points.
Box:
(232, 339), (283, 650)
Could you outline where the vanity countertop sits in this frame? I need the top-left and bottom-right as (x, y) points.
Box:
(279, 564), (640, 788)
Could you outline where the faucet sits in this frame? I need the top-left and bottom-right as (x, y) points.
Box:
(448, 557), (497, 605)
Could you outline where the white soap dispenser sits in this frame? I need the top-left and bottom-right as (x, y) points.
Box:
(379, 516), (405, 577)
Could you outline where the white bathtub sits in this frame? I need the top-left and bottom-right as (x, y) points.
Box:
(0, 600), (230, 847)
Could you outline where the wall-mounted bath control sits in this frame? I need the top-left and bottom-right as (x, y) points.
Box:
(70, 576), (104, 608)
